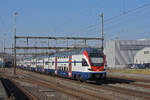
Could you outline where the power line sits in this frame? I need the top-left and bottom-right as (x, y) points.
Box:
(72, 2), (150, 36)
(57, 2), (150, 39)
(71, 23), (98, 34)
(104, 2), (150, 23)
(104, 7), (150, 31)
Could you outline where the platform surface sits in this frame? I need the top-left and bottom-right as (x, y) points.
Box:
(0, 80), (8, 99)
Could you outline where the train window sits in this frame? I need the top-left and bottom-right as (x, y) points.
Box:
(74, 60), (76, 66)
(90, 57), (104, 66)
(64, 67), (66, 71)
(82, 58), (88, 66)
(45, 61), (49, 65)
(52, 61), (54, 65)
(58, 67), (61, 71)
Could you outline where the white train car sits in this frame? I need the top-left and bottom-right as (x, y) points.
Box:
(30, 58), (36, 71)
(18, 48), (106, 81)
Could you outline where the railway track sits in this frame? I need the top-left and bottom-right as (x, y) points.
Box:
(20, 70), (150, 100)
(107, 75), (150, 83)
(91, 84), (150, 100)
(1, 77), (38, 100)
(98, 77), (150, 89)
(56, 77), (150, 100)
(19, 73), (111, 100)
(2, 68), (150, 100)
(1, 70), (111, 100)
(0, 72), (38, 100)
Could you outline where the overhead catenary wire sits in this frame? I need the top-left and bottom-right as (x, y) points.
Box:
(71, 24), (98, 34)
(71, 2), (150, 36)
(105, 4), (150, 39)
(104, 2), (150, 23)
(104, 7), (150, 31)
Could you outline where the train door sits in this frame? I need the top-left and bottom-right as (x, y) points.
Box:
(48, 58), (51, 69)
(68, 56), (72, 78)
(55, 57), (58, 75)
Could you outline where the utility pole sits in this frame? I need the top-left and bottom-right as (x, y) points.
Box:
(14, 12), (18, 75)
(99, 13), (104, 51)
(2, 35), (5, 70)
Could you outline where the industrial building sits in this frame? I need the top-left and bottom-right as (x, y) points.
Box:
(134, 47), (150, 64)
(105, 39), (150, 68)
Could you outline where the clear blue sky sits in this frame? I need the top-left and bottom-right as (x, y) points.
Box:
(0, 0), (150, 50)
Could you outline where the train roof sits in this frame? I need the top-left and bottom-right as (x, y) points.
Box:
(21, 48), (103, 60)
(51, 48), (103, 57)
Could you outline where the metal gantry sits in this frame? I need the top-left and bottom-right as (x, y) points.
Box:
(13, 13), (104, 75)
(13, 36), (103, 74)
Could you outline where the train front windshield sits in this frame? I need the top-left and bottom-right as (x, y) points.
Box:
(87, 48), (104, 67)
(90, 57), (104, 66)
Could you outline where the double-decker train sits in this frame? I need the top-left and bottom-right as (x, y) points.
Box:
(17, 48), (106, 81)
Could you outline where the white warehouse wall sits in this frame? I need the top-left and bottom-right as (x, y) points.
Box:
(134, 47), (150, 64)
(105, 39), (150, 68)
